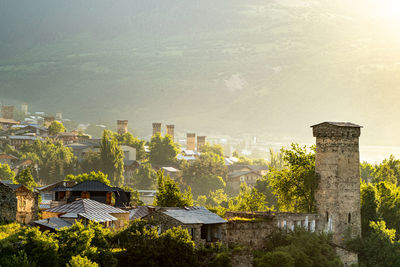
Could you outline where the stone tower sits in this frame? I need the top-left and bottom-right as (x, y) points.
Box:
(21, 104), (28, 115)
(312, 122), (361, 264)
(152, 123), (162, 136)
(197, 136), (206, 151)
(187, 133), (196, 150)
(117, 120), (128, 135)
(1, 106), (14, 119)
(166, 124), (175, 141)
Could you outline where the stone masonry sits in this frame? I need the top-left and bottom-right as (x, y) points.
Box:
(152, 123), (161, 136)
(0, 183), (17, 222)
(117, 120), (128, 135)
(312, 122), (361, 266)
(187, 133), (196, 150)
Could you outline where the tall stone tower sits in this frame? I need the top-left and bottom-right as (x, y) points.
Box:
(187, 133), (196, 150)
(1, 106), (14, 119)
(312, 122), (361, 264)
(21, 104), (28, 115)
(166, 124), (175, 141)
(197, 136), (206, 151)
(152, 123), (162, 136)
(117, 120), (128, 135)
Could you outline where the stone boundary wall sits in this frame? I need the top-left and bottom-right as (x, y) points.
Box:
(223, 212), (320, 250)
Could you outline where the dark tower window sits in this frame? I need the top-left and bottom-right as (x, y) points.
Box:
(326, 211), (329, 222)
(348, 213), (351, 223)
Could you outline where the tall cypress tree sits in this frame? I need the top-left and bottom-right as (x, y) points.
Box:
(100, 130), (124, 186)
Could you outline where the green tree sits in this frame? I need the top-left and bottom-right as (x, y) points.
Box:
(374, 164), (397, 184)
(268, 148), (284, 170)
(375, 181), (400, 236)
(20, 227), (59, 267)
(130, 163), (157, 189)
(116, 219), (196, 267)
(199, 143), (224, 156)
(65, 171), (111, 186)
(20, 139), (76, 184)
(79, 151), (102, 174)
(0, 163), (15, 181)
(154, 171), (193, 207)
(360, 161), (376, 183)
(67, 255), (98, 267)
(149, 133), (179, 167)
(114, 132), (147, 161)
(181, 152), (227, 197)
(360, 181), (379, 236)
(231, 183), (271, 212)
(14, 168), (38, 190)
(48, 121), (66, 136)
(255, 229), (341, 267)
(346, 221), (400, 267)
(100, 130), (124, 186)
(268, 144), (317, 213)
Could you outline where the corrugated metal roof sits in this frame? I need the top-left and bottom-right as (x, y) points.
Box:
(45, 199), (128, 214)
(162, 206), (227, 225)
(79, 212), (117, 222)
(34, 217), (73, 230)
(129, 206), (151, 220)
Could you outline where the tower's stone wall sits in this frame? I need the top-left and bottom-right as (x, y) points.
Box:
(187, 133), (196, 150)
(117, 120), (128, 135)
(1, 106), (14, 119)
(166, 125), (175, 141)
(312, 122), (361, 265)
(197, 136), (206, 151)
(152, 123), (161, 136)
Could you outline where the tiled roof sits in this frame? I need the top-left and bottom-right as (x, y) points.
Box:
(311, 122), (362, 128)
(34, 217), (73, 230)
(45, 198), (128, 214)
(162, 206), (227, 225)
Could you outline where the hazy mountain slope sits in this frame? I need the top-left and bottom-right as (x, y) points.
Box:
(1, 0), (400, 144)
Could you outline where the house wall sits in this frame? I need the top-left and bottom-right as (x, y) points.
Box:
(110, 213), (130, 229)
(15, 188), (38, 224)
(0, 183), (17, 222)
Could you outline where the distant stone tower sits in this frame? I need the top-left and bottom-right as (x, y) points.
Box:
(197, 136), (206, 151)
(117, 120), (128, 135)
(312, 122), (361, 265)
(166, 125), (175, 141)
(21, 104), (28, 115)
(56, 112), (63, 120)
(187, 133), (196, 150)
(1, 106), (14, 119)
(152, 123), (162, 136)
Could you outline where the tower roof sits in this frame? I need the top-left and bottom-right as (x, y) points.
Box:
(311, 122), (362, 128)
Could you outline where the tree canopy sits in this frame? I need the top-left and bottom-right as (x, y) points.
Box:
(100, 130), (124, 186)
(0, 163), (15, 181)
(268, 144), (317, 213)
(48, 121), (66, 136)
(65, 171), (111, 186)
(149, 133), (179, 167)
(154, 171), (193, 207)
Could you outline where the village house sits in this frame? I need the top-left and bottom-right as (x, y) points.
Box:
(0, 154), (19, 166)
(161, 167), (180, 180)
(227, 170), (263, 192)
(144, 206), (227, 245)
(40, 198), (130, 230)
(0, 181), (38, 224)
(39, 180), (131, 209)
(0, 118), (19, 129)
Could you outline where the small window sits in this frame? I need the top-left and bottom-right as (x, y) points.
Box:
(348, 213), (351, 223)
(326, 211), (329, 222)
(201, 225), (207, 239)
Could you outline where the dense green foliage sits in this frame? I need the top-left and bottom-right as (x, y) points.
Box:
(149, 133), (179, 167)
(254, 229), (342, 267)
(181, 152), (227, 197)
(268, 144), (317, 213)
(199, 143), (224, 156)
(0, 163), (15, 181)
(65, 171), (111, 186)
(154, 170), (193, 207)
(114, 132), (146, 161)
(14, 168), (38, 190)
(48, 121), (66, 136)
(116, 219), (197, 267)
(230, 183), (271, 212)
(19, 139), (76, 184)
(360, 155), (400, 185)
(100, 130), (124, 186)
(129, 163), (157, 189)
